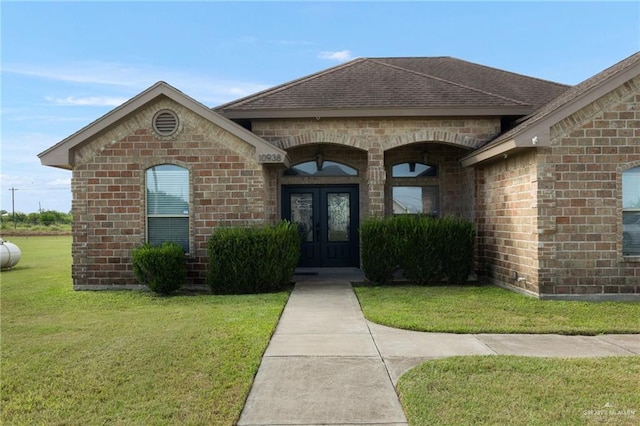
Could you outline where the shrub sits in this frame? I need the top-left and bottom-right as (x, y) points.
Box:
(131, 242), (186, 294)
(360, 216), (401, 285)
(440, 217), (476, 284)
(398, 215), (446, 285)
(359, 215), (476, 285)
(207, 221), (300, 294)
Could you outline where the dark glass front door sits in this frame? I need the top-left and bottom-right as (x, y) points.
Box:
(282, 185), (359, 267)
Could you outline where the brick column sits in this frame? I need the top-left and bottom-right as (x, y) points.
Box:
(367, 145), (386, 216)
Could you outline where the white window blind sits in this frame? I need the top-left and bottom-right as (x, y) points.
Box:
(146, 164), (189, 251)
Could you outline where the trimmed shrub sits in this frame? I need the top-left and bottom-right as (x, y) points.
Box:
(131, 242), (186, 294)
(207, 221), (301, 294)
(359, 215), (476, 285)
(440, 217), (476, 284)
(360, 216), (401, 285)
(398, 215), (445, 285)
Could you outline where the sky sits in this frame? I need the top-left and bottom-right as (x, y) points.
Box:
(1, 1), (639, 214)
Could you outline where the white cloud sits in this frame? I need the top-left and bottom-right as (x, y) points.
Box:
(5, 61), (271, 106)
(45, 96), (129, 107)
(48, 178), (72, 186)
(318, 50), (354, 62)
(4, 62), (143, 87)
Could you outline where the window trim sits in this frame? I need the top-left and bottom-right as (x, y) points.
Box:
(145, 163), (191, 253)
(622, 165), (640, 258)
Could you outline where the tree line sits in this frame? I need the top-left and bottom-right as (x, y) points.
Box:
(0, 210), (72, 226)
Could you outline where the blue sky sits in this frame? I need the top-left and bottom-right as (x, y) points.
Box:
(1, 1), (639, 214)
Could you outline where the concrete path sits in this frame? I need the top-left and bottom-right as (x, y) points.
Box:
(237, 280), (640, 426)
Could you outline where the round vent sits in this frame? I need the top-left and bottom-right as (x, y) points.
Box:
(153, 110), (179, 136)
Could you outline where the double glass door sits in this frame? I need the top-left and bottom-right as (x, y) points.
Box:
(282, 185), (359, 267)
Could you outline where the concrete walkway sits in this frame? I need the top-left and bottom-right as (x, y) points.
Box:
(237, 280), (640, 426)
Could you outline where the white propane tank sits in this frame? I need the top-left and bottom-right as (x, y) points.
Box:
(0, 238), (21, 270)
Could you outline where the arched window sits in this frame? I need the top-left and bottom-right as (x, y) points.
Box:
(146, 164), (190, 252)
(390, 162), (439, 216)
(391, 162), (437, 178)
(622, 166), (640, 255)
(284, 160), (357, 176)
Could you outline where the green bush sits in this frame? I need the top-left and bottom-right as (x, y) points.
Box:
(440, 217), (476, 284)
(360, 216), (401, 285)
(360, 215), (475, 285)
(131, 242), (186, 294)
(397, 215), (445, 285)
(207, 221), (301, 294)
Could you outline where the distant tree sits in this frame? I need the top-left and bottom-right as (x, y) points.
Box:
(39, 211), (58, 226)
(26, 212), (40, 224)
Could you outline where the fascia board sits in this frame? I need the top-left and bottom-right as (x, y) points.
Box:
(461, 60), (639, 167)
(39, 82), (290, 168)
(38, 82), (168, 167)
(460, 139), (519, 167)
(219, 106), (533, 119)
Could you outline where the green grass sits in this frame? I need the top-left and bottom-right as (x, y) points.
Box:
(1, 236), (289, 425)
(354, 284), (640, 334)
(398, 356), (640, 426)
(357, 284), (640, 425)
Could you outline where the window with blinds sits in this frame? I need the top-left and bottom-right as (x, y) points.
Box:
(623, 166), (640, 256)
(146, 164), (189, 252)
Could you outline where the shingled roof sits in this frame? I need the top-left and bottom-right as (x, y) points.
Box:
(461, 51), (640, 166)
(215, 57), (569, 119)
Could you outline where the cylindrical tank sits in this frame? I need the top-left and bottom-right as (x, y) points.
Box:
(0, 238), (21, 270)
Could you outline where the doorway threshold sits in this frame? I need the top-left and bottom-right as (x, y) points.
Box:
(293, 267), (365, 282)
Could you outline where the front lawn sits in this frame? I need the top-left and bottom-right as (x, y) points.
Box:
(398, 356), (640, 426)
(354, 284), (640, 334)
(356, 284), (640, 425)
(1, 236), (289, 425)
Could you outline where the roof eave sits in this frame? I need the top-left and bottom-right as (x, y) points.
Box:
(218, 105), (534, 120)
(462, 53), (640, 167)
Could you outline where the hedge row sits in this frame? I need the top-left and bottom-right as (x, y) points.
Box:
(207, 221), (301, 294)
(361, 215), (475, 285)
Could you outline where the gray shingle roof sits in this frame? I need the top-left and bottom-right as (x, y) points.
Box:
(215, 57), (569, 117)
(485, 51), (640, 147)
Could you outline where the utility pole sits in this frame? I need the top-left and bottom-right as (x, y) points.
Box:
(9, 187), (18, 230)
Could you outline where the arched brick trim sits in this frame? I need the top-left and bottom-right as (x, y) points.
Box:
(385, 130), (484, 150)
(618, 159), (640, 174)
(272, 132), (367, 151)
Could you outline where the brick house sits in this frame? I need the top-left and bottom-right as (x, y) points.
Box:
(39, 52), (640, 299)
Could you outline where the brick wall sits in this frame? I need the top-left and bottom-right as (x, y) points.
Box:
(477, 76), (640, 299)
(70, 105), (509, 289)
(476, 150), (540, 294)
(254, 117), (499, 218)
(537, 76), (640, 298)
(71, 98), (266, 289)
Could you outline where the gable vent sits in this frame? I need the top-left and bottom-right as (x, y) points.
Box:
(153, 110), (179, 136)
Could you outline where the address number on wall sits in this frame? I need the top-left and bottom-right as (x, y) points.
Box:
(258, 153), (283, 162)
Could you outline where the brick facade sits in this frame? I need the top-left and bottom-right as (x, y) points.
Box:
(71, 98), (267, 289)
(476, 75), (640, 299)
(70, 113), (499, 289)
(41, 55), (640, 298)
